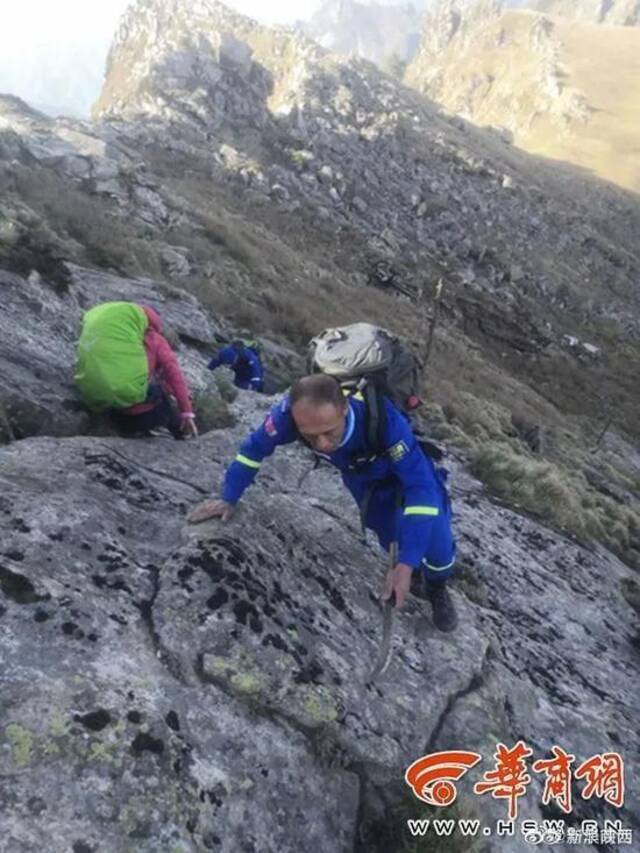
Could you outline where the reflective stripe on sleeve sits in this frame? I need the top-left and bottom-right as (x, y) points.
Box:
(235, 454), (261, 469)
(404, 506), (439, 516)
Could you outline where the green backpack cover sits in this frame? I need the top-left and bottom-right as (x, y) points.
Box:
(75, 302), (150, 412)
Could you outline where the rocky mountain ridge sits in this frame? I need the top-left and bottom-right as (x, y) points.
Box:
(405, 0), (640, 189)
(92, 0), (639, 336)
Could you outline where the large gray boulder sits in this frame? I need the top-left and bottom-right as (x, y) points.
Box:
(1, 387), (638, 850)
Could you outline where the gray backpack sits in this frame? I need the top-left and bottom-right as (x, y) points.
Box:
(307, 323), (422, 456)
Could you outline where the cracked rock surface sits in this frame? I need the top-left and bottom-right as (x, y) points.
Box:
(1, 384), (638, 851)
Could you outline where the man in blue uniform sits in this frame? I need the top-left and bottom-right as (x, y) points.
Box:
(188, 374), (457, 631)
(208, 341), (264, 392)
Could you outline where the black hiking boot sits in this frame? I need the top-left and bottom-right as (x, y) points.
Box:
(425, 580), (458, 633)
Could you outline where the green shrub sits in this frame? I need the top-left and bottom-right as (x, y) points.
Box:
(10, 164), (163, 278)
(193, 391), (235, 433)
(214, 372), (238, 403)
(471, 443), (582, 530)
(471, 442), (640, 569)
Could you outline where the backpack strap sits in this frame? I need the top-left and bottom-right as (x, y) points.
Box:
(362, 382), (388, 457)
(357, 474), (401, 545)
(418, 438), (445, 463)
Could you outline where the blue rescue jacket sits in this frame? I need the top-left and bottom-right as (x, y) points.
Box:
(221, 393), (450, 568)
(208, 345), (264, 391)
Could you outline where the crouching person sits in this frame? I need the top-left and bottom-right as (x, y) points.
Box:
(75, 301), (197, 439)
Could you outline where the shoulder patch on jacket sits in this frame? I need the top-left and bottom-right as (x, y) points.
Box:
(388, 440), (409, 462)
(264, 414), (277, 436)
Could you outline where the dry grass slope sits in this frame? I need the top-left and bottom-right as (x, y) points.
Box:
(406, 9), (640, 192)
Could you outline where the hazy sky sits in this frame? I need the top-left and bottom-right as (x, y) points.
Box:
(0, 0), (321, 57)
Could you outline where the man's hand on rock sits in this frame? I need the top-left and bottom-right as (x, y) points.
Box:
(187, 499), (235, 524)
(382, 562), (413, 609)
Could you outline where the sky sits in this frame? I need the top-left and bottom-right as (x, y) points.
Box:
(0, 0), (326, 115)
(0, 0), (323, 57)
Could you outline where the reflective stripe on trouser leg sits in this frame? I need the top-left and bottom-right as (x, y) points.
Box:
(421, 557), (456, 582)
(421, 516), (456, 581)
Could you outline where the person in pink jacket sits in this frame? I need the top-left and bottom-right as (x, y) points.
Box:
(111, 305), (198, 439)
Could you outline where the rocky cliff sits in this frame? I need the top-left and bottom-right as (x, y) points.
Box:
(1, 0), (639, 849)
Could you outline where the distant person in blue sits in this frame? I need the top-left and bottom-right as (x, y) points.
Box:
(188, 374), (457, 631)
(208, 340), (264, 392)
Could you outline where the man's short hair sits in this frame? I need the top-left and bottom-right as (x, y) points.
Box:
(290, 374), (344, 409)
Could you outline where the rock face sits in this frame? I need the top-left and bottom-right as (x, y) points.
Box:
(0, 429), (361, 853)
(1, 303), (639, 849)
(95, 0), (277, 133)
